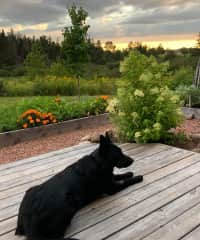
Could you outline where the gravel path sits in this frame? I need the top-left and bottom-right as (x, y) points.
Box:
(0, 124), (113, 165)
(181, 119), (200, 134)
(1, 119), (200, 165)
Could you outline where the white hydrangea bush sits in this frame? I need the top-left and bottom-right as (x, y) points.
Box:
(109, 51), (183, 143)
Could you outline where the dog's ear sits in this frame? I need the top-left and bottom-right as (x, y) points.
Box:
(105, 131), (112, 143)
(100, 135), (105, 143)
(100, 134), (108, 145)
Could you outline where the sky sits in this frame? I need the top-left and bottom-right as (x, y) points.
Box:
(0, 0), (199, 49)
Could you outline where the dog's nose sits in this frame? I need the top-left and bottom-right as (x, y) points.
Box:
(128, 157), (134, 163)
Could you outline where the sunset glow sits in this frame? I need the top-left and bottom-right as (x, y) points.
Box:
(115, 40), (196, 50)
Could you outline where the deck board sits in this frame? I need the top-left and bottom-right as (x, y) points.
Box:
(1, 142), (200, 239)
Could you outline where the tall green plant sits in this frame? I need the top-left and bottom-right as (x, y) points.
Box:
(62, 5), (90, 99)
(109, 51), (183, 143)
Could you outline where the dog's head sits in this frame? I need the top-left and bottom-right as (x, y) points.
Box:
(99, 132), (134, 168)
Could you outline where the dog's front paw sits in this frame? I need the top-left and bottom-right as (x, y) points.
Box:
(125, 172), (134, 178)
(134, 175), (143, 183)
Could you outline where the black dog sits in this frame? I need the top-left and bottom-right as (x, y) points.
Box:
(15, 133), (143, 240)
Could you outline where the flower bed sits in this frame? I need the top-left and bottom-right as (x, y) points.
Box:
(0, 96), (109, 133)
(0, 113), (110, 148)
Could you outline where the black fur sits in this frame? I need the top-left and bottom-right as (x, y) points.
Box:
(15, 133), (143, 240)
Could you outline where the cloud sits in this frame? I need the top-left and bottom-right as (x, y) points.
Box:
(0, 0), (199, 42)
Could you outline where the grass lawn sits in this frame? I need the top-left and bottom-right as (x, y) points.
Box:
(0, 96), (95, 108)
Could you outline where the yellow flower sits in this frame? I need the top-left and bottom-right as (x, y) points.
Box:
(144, 128), (151, 134)
(106, 98), (118, 113)
(134, 89), (144, 97)
(150, 87), (159, 95)
(135, 131), (141, 139)
(176, 108), (183, 116)
(131, 112), (138, 120)
(170, 95), (179, 104)
(119, 111), (125, 116)
(153, 123), (162, 130)
(157, 96), (164, 102)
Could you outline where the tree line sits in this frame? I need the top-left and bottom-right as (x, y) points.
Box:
(0, 5), (200, 78)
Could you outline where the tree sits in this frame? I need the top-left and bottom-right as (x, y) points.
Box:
(62, 5), (90, 71)
(104, 41), (116, 52)
(24, 43), (47, 79)
(61, 5), (90, 99)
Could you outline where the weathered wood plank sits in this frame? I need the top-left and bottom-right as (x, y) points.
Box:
(64, 156), (200, 237)
(0, 144), (168, 191)
(0, 143), (138, 179)
(142, 203), (200, 240)
(181, 226), (200, 240)
(0, 144), (97, 178)
(0, 151), (197, 236)
(70, 172), (200, 239)
(0, 146), (187, 210)
(0, 147), (193, 223)
(0, 144), (198, 240)
(107, 186), (200, 239)
(0, 142), (93, 171)
(78, 148), (193, 217)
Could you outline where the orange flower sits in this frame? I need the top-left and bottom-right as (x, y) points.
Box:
(21, 109), (41, 119)
(28, 116), (32, 121)
(42, 120), (48, 125)
(52, 119), (57, 123)
(36, 118), (41, 123)
(23, 123), (28, 129)
(30, 120), (34, 124)
(101, 95), (109, 100)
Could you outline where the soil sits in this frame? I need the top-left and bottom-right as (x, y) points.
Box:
(1, 119), (200, 165)
(0, 124), (113, 165)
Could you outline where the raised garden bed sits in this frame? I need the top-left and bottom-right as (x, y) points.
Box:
(0, 113), (110, 148)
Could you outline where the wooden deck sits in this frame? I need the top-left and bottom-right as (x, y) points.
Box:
(1, 142), (200, 239)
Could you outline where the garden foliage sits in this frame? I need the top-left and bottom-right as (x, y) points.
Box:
(109, 51), (183, 143)
(0, 96), (109, 132)
(0, 76), (116, 97)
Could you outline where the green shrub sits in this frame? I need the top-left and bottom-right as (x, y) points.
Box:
(33, 76), (77, 96)
(0, 79), (6, 96)
(49, 61), (70, 76)
(4, 80), (34, 96)
(24, 44), (47, 79)
(0, 105), (18, 132)
(0, 68), (11, 77)
(176, 85), (200, 107)
(1, 75), (116, 97)
(169, 67), (193, 90)
(109, 51), (183, 143)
